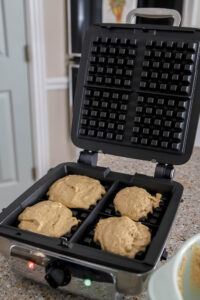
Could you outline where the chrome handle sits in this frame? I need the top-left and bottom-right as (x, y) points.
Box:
(126, 8), (181, 27)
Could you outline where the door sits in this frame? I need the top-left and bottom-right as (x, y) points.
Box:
(0, 0), (34, 210)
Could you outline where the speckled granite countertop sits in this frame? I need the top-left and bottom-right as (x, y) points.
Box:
(0, 148), (200, 300)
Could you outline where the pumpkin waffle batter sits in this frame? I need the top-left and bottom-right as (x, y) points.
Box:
(94, 216), (151, 258)
(47, 175), (106, 210)
(191, 243), (200, 291)
(114, 186), (162, 221)
(18, 200), (79, 238)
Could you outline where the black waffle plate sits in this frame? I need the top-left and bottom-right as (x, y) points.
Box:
(0, 163), (183, 273)
(72, 24), (200, 164)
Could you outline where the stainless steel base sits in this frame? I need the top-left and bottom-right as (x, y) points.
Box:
(0, 236), (152, 299)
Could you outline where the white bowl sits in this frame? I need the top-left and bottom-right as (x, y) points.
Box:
(147, 233), (200, 300)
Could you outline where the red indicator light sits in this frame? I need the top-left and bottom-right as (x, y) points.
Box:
(28, 261), (35, 269)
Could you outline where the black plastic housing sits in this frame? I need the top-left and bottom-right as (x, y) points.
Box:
(0, 163), (183, 274)
(72, 24), (200, 164)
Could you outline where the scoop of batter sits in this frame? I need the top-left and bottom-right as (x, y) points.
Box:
(47, 175), (106, 209)
(18, 200), (79, 238)
(114, 186), (162, 221)
(94, 216), (151, 258)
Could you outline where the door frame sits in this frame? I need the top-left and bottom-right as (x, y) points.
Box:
(25, 0), (50, 179)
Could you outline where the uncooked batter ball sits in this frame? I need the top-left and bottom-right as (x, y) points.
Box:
(18, 200), (79, 238)
(114, 186), (162, 221)
(47, 175), (106, 210)
(94, 216), (151, 258)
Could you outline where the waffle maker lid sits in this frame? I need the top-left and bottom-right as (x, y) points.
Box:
(71, 15), (200, 165)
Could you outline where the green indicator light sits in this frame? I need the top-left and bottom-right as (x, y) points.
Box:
(84, 278), (92, 287)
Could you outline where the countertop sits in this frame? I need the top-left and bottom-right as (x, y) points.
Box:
(0, 148), (200, 300)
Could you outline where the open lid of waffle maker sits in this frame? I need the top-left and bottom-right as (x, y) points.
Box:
(71, 8), (200, 166)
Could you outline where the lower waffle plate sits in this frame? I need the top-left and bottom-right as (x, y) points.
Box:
(0, 162), (183, 273)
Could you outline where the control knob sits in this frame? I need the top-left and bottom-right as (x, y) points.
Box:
(45, 259), (71, 288)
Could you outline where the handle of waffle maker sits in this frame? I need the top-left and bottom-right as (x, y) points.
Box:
(126, 8), (181, 26)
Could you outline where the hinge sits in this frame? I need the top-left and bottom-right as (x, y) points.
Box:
(32, 167), (37, 181)
(24, 45), (31, 62)
(154, 163), (175, 180)
(78, 150), (98, 166)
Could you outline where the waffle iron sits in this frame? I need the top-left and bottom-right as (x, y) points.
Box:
(1, 8), (200, 299)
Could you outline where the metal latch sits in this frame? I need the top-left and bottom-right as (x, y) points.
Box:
(154, 163), (175, 180)
(78, 150), (98, 166)
(160, 248), (168, 261)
